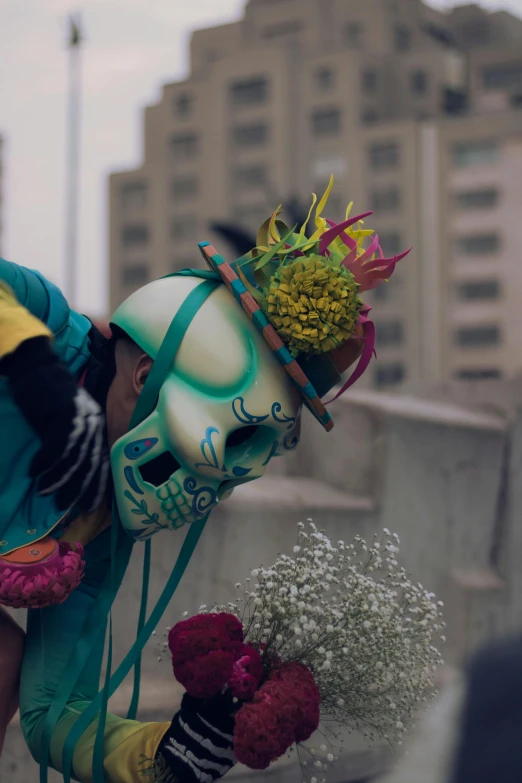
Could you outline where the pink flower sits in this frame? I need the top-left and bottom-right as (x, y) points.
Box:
(0, 542), (84, 609)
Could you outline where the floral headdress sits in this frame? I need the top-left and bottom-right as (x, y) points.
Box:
(200, 176), (409, 431)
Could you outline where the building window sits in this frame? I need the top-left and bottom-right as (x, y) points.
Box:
(121, 264), (148, 287)
(171, 216), (197, 241)
(232, 122), (269, 147)
(456, 233), (500, 255)
(411, 70), (428, 95)
(455, 188), (499, 210)
(171, 175), (198, 200)
(375, 363), (405, 388)
(315, 67), (335, 92)
(315, 190), (342, 219)
(230, 76), (269, 107)
(379, 232), (403, 257)
(376, 320), (404, 346)
(311, 107), (342, 136)
(368, 141), (400, 169)
(261, 20), (303, 38)
(121, 224), (149, 247)
(374, 274), (401, 302)
(361, 109), (378, 124)
(452, 140), (498, 167)
(345, 22), (363, 48)
(456, 280), (499, 301)
(483, 63), (522, 91)
(455, 368), (501, 380)
(174, 93), (193, 118)
(233, 164), (267, 188)
(362, 69), (378, 92)
(395, 26), (411, 51)
(169, 132), (199, 160)
(371, 186), (401, 212)
(120, 182), (147, 209)
(455, 325), (500, 347)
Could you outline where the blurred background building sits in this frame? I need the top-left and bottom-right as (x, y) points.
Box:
(0, 135), (4, 257)
(108, 0), (522, 390)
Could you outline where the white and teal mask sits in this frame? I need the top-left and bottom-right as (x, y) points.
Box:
(110, 272), (301, 540)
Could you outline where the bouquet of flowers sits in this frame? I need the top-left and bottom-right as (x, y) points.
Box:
(155, 522), (444, 781)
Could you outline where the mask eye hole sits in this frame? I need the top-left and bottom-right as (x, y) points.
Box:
(226, 425), (259, 449)
(139, 452), (181, 487)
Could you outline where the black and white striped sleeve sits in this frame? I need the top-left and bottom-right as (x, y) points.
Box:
(155, 693), (237, 783)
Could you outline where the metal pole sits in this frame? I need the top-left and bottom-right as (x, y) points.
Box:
(64, 14), (83, 308)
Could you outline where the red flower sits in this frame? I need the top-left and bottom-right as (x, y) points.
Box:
(168, 613), (262, 700)
(228, 645), (264, 700)
(234, 662), (321, 769)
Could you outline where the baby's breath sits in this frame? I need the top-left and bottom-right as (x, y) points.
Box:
(158, 522), (445, 775)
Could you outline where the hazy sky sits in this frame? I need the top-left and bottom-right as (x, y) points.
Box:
(1, 0), (520, 315)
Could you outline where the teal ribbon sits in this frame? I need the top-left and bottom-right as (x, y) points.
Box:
(38, 276), (219, 783)
(126, 538), (150, 721)
(61, 513), (209, 782)
(38, 527), (133, 783)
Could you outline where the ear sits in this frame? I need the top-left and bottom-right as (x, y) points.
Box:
(132, 354), (153, 397)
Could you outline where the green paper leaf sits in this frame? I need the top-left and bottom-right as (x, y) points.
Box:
(254, 225), (297, 271)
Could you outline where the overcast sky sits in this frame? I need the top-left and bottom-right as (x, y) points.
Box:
(1, 0), (520, 316)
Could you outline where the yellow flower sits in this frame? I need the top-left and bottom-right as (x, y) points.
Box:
(264, 255), (362, 356)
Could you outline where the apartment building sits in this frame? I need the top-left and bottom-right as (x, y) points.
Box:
(109, 0), (522, 387)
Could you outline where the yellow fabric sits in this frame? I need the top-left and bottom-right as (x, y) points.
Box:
(59, 502), (112, 548)
(102, 721), (170, 783)
(47, 701), (169, 783)
(0, 282), (51, 359)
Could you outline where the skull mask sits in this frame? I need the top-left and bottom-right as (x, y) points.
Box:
(110, 274), (301, 540)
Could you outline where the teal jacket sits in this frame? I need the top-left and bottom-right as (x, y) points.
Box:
(0, 258), (93, 556)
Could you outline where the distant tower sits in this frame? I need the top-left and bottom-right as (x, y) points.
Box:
(64, 14), (83, 307)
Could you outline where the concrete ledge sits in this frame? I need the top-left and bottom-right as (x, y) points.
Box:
(339, 389), (507, 432)
(224, 475), (375, 511)
(452, 566), (505, 590)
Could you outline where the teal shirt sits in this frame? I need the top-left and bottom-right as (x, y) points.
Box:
(0, 258), (93, 556)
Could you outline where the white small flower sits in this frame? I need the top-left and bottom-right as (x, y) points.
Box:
(327, 754), (334, 762)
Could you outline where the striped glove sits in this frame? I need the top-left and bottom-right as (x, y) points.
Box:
(155, 693), (236, 783)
